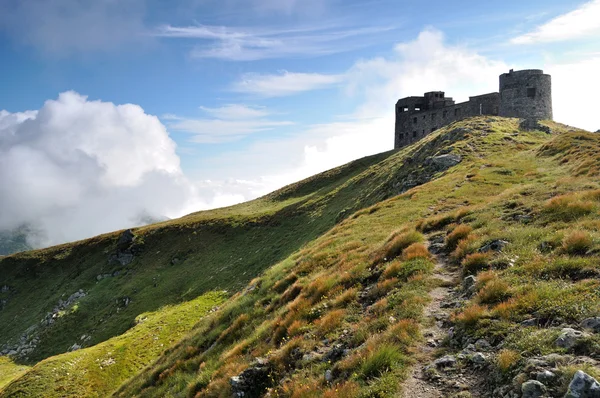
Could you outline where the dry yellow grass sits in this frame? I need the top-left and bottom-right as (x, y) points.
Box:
(445, 224), (473, 251)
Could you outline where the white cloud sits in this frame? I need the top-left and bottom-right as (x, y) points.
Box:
(155, 23), (395, 61)
(547, 56), (600, 131)
(511, 0), (600, 44)
(199, 104), (269, 119)
(0, 0), (148, 55)
(231, 71), (344, 97)
(195, 28), (509, 194)
(0, 92), (211, 248)
(163, 104), (293, 143)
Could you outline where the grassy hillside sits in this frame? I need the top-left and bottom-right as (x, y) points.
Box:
(0, 148), (393, 363)
(113, 117), (600, 397)
(3, 116), (600, 397)
(2, 291), (225, 397)
(0, 136), (435, 395)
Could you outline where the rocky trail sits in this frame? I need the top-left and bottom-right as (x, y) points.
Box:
(401, 235), (489, 398)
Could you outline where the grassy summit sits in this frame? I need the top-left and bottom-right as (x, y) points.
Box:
(2, 117), (600, 397)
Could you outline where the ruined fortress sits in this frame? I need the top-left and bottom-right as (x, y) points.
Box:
(394, 69), (552, 149)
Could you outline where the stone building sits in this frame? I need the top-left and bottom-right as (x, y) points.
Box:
(394, 69), (552, 149)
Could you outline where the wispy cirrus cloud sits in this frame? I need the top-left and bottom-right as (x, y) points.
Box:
(154, 23), (396, 61)
(231, 71), (345, 97)
(511, 0), (600, 44)
(162, 104), (292, 143)
(199, 104), (269, 119)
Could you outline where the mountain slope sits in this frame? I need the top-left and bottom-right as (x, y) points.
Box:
(113, 117), (600, 398)
(3, 116), (600, 398)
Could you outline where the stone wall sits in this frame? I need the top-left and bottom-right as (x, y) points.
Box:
(395, 93), (500, 149)
(393, 69), (552, 149)
(499, 69), (552, 119)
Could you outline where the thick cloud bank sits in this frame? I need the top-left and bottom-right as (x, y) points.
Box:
(0, 92), (201, 248)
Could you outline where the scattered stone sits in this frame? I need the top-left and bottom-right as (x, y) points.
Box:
(580, 317), (600, 333)
(323, 344), (346, 363)
(525, 358), (550, 369)
(230, 359), (273, 398)
(564, 370), (600, 398)
(69, 343), (81, 351)
(427, 339), (438, 348)
(556, 328), (586, 350)
(434, 355), (457, 369)
(536, 370), (556, 384)
(100, 357), (116, 367)
(429, 242), (445, 254)
(541, 353), (568, 366)
(479, 239), (509, 253)
(521, 318), (538, 327)
(116, 229), (135, 250)
(108, 229), (139, 266)
(1, 285), (9, 293)
(462, 275), (477, 292)
(471, 352), (486, 365)
(324, 369), (333, 383)
(475, 339), (492, 351)
(519, 118), (552, 134)
(521, 380), (547, 398)
(425, 154), (462, 171)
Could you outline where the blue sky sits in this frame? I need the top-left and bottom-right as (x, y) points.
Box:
(0, 0), (599, 246)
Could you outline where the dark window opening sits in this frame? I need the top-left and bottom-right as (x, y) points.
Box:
(422, 129), (425, 136)
(431, 127), (436, 132)
(527, 87), (536, 98)
(412, 131), (417, 138)
(454, 108), (460, 116)
(423, 115), (426, 120)
(413, 117), (417, 123)
(399, 133), (404, 140)
(443, 110), (447, 118)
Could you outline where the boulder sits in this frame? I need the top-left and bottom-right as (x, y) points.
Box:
(116, 229), (135, 251)
(519, 118), (552, 134)
(521, 318), (538, 327)
(434, 355), (457, 368)
(556, 328), (586, 350)
(462, 275), (477, 292)
(580, 318), (600, 334)
(479, 239), (509, 253)
(69, 343), (81, 351)
(564, 370), (600, 398)
(325, 369), (333, 383)
(475, 339), (492, 351)
(521, 380), (547, 398)
(425, 154), (462, 171)
(230, 360), (273, 398)
(323, 344), (346, 363)
(536, 370), (556, 384)
(471, 352), (486, 365)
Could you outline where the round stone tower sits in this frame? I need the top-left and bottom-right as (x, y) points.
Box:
(499, 69), (552, 120)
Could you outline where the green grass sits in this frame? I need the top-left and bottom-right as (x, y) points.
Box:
(3, 116), (600, 397)
(0, 291), (225, 397)
(0, 357), (30, 390)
